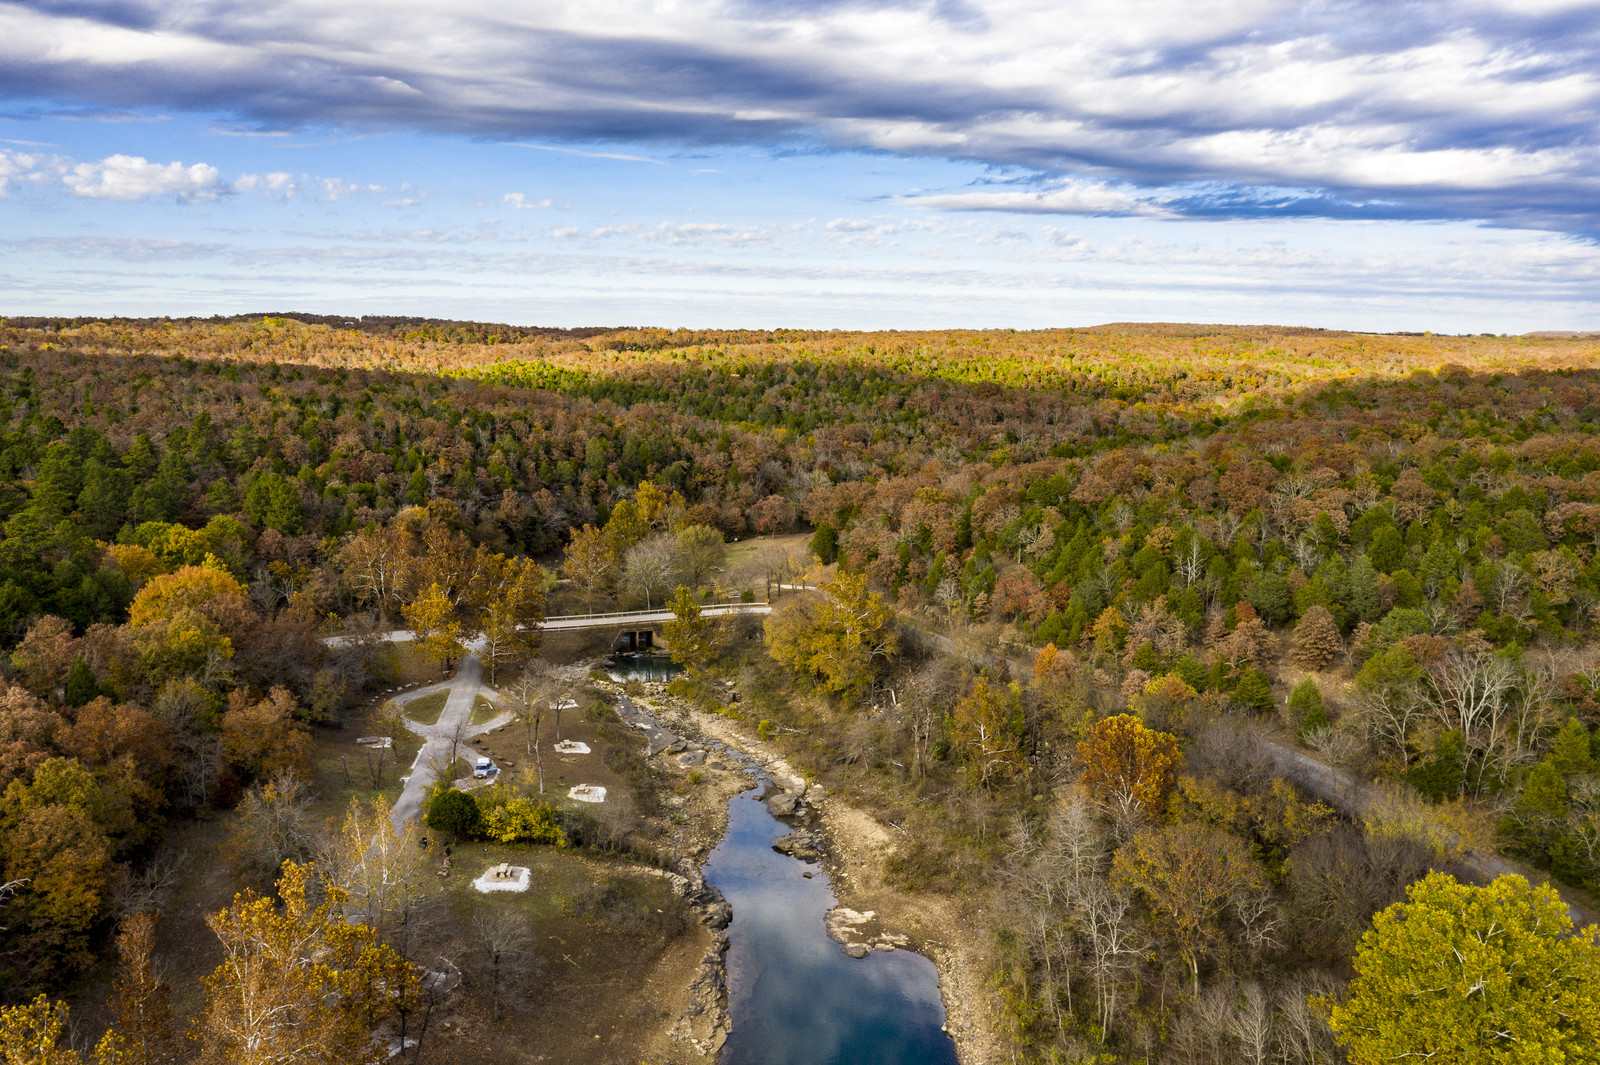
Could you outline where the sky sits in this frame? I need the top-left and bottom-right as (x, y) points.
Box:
(2, 0), (1599, 331)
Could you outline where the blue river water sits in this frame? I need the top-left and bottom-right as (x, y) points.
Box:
(605, 654), (684, 683)
(703, 786), (961, 1065)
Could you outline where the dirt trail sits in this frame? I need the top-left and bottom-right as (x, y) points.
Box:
(1255, 735), (1599, 926)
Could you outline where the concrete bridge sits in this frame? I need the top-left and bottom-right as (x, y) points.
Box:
(323, 601), (773, 648)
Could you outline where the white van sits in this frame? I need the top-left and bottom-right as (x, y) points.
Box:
(473, 757), (494, 779)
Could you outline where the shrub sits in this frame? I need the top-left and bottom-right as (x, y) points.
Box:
(481, 795), (566, 846)
(425, 788), (480, 838)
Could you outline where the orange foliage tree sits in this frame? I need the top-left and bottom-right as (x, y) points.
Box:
(1076, 714), (1180, 819)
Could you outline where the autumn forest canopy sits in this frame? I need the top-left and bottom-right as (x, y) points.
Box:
(3, 315), (1600, 1064)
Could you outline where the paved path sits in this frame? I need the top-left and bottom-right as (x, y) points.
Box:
(389, 653), (513, 827)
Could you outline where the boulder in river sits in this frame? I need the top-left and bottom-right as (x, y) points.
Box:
(771, 831), (825, 861)
(766, 791), (800, 816)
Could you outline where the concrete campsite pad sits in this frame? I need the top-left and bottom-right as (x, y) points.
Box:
(473, 863), (531, 893)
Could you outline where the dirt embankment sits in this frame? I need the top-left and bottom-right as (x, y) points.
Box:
(627, 683), (1006, 1065)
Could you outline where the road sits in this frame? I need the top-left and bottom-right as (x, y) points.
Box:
(323, 601), (773, 647)
(389, 652), (512, 827)
(906, 623), (1599, 926)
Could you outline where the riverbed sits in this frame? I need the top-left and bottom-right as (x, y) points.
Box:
(704, 783), (960, 1065)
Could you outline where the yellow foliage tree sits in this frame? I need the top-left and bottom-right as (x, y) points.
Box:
(562, 524), (616, 605)
(0, 995), (82, 1065)
(763, 571), (896, 699)
(194, 862), (419, 1065)
(403, 582), (463, 680)
(220, 687), (313, 780)
(1076, 714), (1180, 820)
(1326, 873), (1600, 1065)
(127, 564), (249, 629)
(948, 676), (1027, 788)
(1112, 822), (1265, 991)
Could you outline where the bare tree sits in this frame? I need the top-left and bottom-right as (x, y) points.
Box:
(1426, 648), (1519, 794)
(0, 877), (26, 938)
(447, 711), (470, 772)
(550, 665), (586, 742)
(1490, 560), (1532, 623)
(1290, 536), (1323, 573)
(115, 848), (186, 918)
(506, 667), (550, 792)
(1077, 879), (1139, 1037)
(1352, 675), (1430, 767)
(1176, 535), (1206, 587)
(621, 532), (682, 609)
(223, 770), (314, 887)
(472, 910), (531, 1023)
(1230, 982), (1273, 1065)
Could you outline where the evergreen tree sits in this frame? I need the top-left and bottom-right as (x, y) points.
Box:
(1550, 718), (1596, 776)
(1347, 554), (1382, 622)
(1233, 667), (1274, 714)
(1406, 730), (1465, 800)
(1367, 525), (1404, 572)
(65, 657), (98, 708)
(425, 788), (481, 839)
(1287, 677), (1327, 736)
(808, 522), (839, 565)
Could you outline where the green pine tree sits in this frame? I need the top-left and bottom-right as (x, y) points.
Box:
(65, 657), (98, 708)
(1233, 667), (1274, 714)
(1550, 718), (1596, 777)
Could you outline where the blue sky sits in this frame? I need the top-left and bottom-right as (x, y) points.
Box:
(2, 0), (1599, 330)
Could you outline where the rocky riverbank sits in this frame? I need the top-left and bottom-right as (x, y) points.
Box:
(612, 677), (1004, 1065)
(596, 678), (749, 1058)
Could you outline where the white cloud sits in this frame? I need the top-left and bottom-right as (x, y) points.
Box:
(233, 171), (392, 201)
(548, 221), (776, 246)
(905, 180), (1176, 217)
(233, 171), (295, 194)
(62, 154), (223, 202)
(503, 192), (552, 209)
(0, 149), (50, 195)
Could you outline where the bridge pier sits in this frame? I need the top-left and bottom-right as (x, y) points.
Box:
(612, 629), (657, 653)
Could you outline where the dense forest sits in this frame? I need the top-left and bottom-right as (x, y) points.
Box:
(2, 316), (1599, 1064)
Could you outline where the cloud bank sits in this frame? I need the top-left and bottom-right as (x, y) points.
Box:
(0, 147), (395, 203)
(3, 1), (1599, 231)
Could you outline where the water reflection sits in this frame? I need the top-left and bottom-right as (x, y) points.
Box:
(705, 788), (959, 1065)
(604, 654), (684, 683)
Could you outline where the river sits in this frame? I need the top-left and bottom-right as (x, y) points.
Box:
(703, 783), (960, 1065)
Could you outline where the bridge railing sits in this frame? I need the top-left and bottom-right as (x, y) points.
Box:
(544, 602), (769, 622)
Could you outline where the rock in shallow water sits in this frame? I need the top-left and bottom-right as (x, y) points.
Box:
(771, 831), (824, 861)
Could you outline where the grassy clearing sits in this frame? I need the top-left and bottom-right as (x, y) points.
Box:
(723, 531), (811, 568)
(405, 690), (448, 725)
(470, 694), (498, 725)
(391, 641), (448, 686)
(306, 699), (425, 823)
